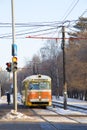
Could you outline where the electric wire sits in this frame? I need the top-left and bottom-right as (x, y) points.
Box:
(62, 0), (79, 22)
(0, 19), (85, 39)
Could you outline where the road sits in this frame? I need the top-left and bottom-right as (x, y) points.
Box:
(0, 96), (87, 130)
(0, 104), (87, 130)
(0, 122), (87, 130)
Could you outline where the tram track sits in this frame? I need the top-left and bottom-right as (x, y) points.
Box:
(0, 103), (87, 125)
(18, 105), (60, 129)
(18, 104), (85, 128)
(30, 107), (86, 127)
(30, 107), (62, 130)
(47, 107), (84, 124)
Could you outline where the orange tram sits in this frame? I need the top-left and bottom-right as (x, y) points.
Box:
(22, 74), (52, 108)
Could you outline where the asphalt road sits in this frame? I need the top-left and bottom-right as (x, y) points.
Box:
(0, 122), (87, 130)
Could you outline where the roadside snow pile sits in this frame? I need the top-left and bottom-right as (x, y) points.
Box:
(56, 108), (87, 115)
(0, 96), (7, 103)
(2, 109), (34, 120)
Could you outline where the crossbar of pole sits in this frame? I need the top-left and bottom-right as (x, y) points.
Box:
(26, 35), (87, 40)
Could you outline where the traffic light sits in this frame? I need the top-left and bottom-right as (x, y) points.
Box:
(6, 62), (12, 72)
(12, 56), (18, 71)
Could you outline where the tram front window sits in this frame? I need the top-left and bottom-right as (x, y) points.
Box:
(29, 82), (50, 90)
(39, 82), (50, 89)
(29, 83), (39, 90)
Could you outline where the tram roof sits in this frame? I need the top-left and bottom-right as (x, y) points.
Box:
(22, 74), (51, 83)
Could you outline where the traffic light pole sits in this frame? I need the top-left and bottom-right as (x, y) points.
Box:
(11, 0), (17, 112)
(62, 26), (67, 110)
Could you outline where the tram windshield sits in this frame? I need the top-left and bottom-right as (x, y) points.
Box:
(29, 82), (50, 90)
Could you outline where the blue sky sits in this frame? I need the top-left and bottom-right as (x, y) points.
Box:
(0, 0), (87, 70)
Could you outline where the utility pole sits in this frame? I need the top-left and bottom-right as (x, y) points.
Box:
(33, 62), (36, 74)
(62, 26), (67, 110)
(11, 0), (17, 112)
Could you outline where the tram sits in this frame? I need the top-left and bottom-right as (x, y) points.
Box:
(22, 74), (52, 107)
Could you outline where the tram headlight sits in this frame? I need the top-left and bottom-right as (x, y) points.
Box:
(39, 96), (41, 99)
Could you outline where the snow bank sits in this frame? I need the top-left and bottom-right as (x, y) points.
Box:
(56, 108), (87, 115)
(2, 109), (34, 120)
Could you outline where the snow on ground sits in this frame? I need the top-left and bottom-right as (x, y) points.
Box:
(52, 96), (87, 115)
(56, 108), (87, 115)
(0, 95), (7, 103)
(2, 109), (33, 120)
(49, 106), (87, 116)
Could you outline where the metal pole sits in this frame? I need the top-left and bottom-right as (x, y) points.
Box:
(11, 0), (17, 112)
(62, 26), (67, 110)
(56, 56), (59, 99)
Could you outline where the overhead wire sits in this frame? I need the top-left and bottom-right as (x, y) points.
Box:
(0, 19), (85, 39)
(0, 0), (85, 41)
(0, 26), (57, 38)
(0, 20), (66, 39)
(48, 0), (80, 39)
(62, 0), (79, 22)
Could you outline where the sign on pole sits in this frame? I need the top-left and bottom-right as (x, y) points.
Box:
(12, 44), (17, 56)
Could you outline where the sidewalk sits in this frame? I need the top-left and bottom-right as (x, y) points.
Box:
(0, 96), (32, 121)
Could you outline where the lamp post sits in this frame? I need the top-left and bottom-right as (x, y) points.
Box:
(11, 0), (17, 112)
